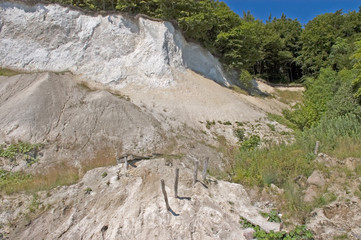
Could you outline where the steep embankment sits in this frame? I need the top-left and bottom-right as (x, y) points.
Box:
(0, 1), (231, 87)
(0, 1), (297, 239)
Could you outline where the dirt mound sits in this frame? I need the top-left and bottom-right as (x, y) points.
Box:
(3, 158), (279, 240)
(0, 72), (166, 164)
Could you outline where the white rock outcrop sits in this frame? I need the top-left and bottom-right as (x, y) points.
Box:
(0, 1), (232, 88)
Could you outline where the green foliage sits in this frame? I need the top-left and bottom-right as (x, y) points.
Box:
(267, 210), (282, 223)
(28, 193), (41, 213)
(240, 217), (313, 240)
(298, 113), (361, 158)
(215, 20), (264, 71)
(267, 123), (276, 131)
(233, 144), (313, 187)
(0, 142), (42, 166)
(238, 69), (253, 89)
(102, 172), (108, 178)
(284, 68), (340, 130)
(223, 121), (232, 125)
(240, 135), (260, 151)
(233, 128), (245, 142)
(206, 120), (216, 129)
(267, 113), (298, 131)
(0, 170), (33, 194)
(0, 142), (41, 160)
(0, 68), (20, 76)
(351, 40), (361, 102)
(84, 187), (92, 194)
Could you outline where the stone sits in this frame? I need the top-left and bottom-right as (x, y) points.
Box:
(304, 185), (319, 202)
(307, 170), (326, 188)
(0, 2), (233, 88)
(243, 228), (255, 240)
(315, 153), (338, 167)
(270, 184), (284, 195)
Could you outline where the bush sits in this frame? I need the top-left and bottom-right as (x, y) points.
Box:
(298, 113), (361, 158)
(233, 128), (245, 142)
(239, 69), (253, 89)
(240, 135), (260, 151)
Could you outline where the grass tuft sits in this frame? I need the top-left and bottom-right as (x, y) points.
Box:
(0, 148), (116, 195)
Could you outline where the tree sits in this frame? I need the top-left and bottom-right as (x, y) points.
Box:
(215, 19), (264, 72)
(298, 11), (344, 76)
(351, 39), (361, 103)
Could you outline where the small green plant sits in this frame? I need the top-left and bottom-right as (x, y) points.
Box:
(28, 193), (41, 213)
(206, 120), (216, 129)
(0, 142), (42, 162)
(240, 217), (313, 240)
(0, 68), (21, 76)
(233, 128), (245, 142)
(333, 233), (348, 240)
(235, 121), (244, 126)
(267, 123), (276, 131)
(267, 210), (281, 223)
(239, 69), (253, 89)
(85, 187), (92, 194)
(267, 113), (298, 131)
(102, 172), (108, 178)
(223, 121), (232, 125)
(240, 135), (260, 151)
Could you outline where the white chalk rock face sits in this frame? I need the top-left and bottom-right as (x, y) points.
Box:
(0, 2), (231, 87)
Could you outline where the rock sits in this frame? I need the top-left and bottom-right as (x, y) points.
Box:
(344, 157), (361, 171)
(0, 1), (232, 88)
(243, 228), (255, 240)
(307, 170), (326, 188)
(270, 184), (284, 195)
(304, 185), (318, 202)
(315, 153), (338, 167)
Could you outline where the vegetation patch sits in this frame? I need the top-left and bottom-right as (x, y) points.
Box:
(0, 68), (21, 77)
(267, 113), (298, 131)
(0, 142), (43, 166)
(274, 89), (304, 104)
(0, 148), (116, 195)
(240, 217), (313, 240)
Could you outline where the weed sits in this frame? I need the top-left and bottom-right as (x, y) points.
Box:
(233, 128), (245, 142)
(267, 123), (276, 131)
(235, 121), (244, 126)
(206, 120), (216, 129)
(274, 89), (304, 104)
(0, 68), (21, 77)
(28, 193), (41, 213)
(102, 172), (108, 178)
(84, 187), (92, 194)
(240, 217), (313, 240)
(223, 121), (232, 126)
(0, 142), (42, 162)
(267, 113), (298, 131)
(230, 85), (249, 95)
(333, 233), (348, 240)
(240, 135), (260, 151)
(0, 148), (116, 195)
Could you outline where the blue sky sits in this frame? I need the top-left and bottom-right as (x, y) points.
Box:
(222, 0), (361, 25)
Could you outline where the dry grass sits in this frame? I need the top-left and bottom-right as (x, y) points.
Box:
(275, 89), (304, 104)
(1, 148), (117, 195)
(230, 85), (249, 95)
(0, 68), (21, 77)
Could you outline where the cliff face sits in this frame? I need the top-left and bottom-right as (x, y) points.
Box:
(0, 1), (231, 87)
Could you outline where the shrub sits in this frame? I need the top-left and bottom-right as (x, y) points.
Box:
(233, 128), (245, 142)
(240, 135), (260, 151)
(239, 69), (253, 89)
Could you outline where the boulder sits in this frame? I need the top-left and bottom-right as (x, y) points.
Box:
(243, 228), (255, 240)
(304, 185), (319, 202)
(307, 170), (326, 188)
